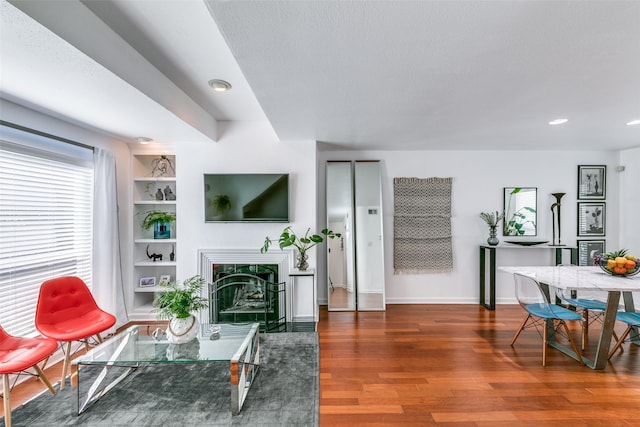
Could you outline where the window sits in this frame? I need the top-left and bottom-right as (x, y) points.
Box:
(0, 123), (93, 337)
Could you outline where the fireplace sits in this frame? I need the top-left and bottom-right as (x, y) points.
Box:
(199, 249), (292, 331)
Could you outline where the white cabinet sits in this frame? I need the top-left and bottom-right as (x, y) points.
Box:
(130, 154), (176, 320)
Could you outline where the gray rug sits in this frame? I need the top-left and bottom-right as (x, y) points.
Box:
(4, 332), (318, 427)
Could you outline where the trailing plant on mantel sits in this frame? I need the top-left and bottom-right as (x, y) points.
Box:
(260, 226), (341, 270)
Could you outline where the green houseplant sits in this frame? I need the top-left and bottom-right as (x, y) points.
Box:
(138, 210), (176, 239)
(152, 275), (208, 343)
(261, 226), (341, 271)
(213, 194), (231, 215)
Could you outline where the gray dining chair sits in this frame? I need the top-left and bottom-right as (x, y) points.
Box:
(510, 273), (585, 366)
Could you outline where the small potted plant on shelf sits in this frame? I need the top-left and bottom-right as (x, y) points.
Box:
(152, 275), (208, 344)
(260, 226), (341, 271)
(138, 210), (176, 239)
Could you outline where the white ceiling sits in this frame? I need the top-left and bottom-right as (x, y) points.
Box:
(1, 0), (639, 150)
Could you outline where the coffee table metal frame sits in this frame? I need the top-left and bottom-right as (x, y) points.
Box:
(70, 322), (260, 416)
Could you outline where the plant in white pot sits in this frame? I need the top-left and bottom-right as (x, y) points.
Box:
(152, 275), (208, 344)
(260, 226), (341, 271)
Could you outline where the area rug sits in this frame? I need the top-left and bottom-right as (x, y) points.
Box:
(4, 332), (318, 427)
(393, 177), (453, 274)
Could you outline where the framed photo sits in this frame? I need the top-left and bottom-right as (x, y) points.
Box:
(577, 240), (605, 266)
(577, 165), (606, 200)
(577, 202), (605, 237)
(139, 276), (156, 288)
(159, 274), (171, 286)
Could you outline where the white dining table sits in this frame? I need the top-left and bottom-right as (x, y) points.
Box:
(499, 265), (640, 370)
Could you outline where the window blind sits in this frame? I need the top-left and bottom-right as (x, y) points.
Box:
(0, 124), (93, 337)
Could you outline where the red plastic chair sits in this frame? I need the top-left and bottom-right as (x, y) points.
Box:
(35, 276), (116, 390)
(1, 326), (57, 427)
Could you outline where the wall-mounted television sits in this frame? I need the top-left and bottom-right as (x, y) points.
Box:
(204, 173), (290, 222)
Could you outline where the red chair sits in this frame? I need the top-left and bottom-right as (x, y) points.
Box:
(35, 276), (116, 390)
(1, 326), (57, 427)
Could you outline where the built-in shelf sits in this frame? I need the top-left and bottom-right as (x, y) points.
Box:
(131, 153), (177, 321)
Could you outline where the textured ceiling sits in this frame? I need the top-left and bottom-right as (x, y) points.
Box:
(1, 0), (639, 150)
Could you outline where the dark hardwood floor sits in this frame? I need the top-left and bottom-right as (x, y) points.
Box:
(4, 306), (640, 426)
(318, 304), (640, 426)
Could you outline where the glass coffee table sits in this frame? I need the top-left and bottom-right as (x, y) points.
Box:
(70, 322), (260, 416)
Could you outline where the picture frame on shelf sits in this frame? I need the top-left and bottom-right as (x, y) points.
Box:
(139, 276), (156, 288)
(577, 240), (605, 266)
(577, 165), (606, 200)
(577, 202), (606, 237)
(159, 275), (171, 286)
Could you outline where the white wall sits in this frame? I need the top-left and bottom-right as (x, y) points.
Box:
(318, 149), (622, 305)
(174, 121), (318, 280)
(619, 147), (640, 256)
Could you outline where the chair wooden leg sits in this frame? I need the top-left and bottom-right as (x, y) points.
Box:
(510, 314), (530, 346)
(608, 325), (632, 359)
(3, 373), (11, 427)
(95, 333), (104, 344)
(32, 364), (56, 395)
(59, 341), (72, 390)
(562, 321), (584, 365)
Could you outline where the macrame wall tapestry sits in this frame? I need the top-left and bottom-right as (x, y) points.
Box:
(393, 177), (453, 274)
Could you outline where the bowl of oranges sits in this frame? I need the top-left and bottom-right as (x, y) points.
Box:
(596, 250), (640, 277)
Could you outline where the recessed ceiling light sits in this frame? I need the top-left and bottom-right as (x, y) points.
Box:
(626, 119), (640, 126)
(208, 79), (232, 92)
(136, 137), (152, 145)
(549, 118), (568, 125)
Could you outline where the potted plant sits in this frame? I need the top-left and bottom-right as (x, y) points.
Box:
(139, 210), (176, 239)
(152, 275), (208, 343)
(213, 194), (231, 215)
(261, 226), (341, 271)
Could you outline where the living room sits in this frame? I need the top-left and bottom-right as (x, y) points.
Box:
(2, 1), (640, 425)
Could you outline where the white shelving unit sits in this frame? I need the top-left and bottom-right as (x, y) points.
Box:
(131, 153), (177, 320)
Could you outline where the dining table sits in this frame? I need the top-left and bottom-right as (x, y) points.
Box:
(499, 265), (640, 370)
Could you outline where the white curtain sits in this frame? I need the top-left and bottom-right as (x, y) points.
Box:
(93, 147), (128, 328)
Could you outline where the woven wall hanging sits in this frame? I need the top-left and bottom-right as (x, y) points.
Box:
(393, 177), (453, 274)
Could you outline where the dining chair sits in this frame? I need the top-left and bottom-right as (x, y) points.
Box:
(557, 289), (620, 350)
(35, 276), (116, 390)
(607, 311), (640, 359)
(510, 273), (584, 366)
(1, 325), (58, 427)
(555, 265), (619, 349)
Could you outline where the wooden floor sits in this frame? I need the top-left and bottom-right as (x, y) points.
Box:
(3, 306), (640, 426)
(318, 304), (640, 426)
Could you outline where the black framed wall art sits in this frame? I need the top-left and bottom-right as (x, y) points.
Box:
(577, 239), (605, 266)
(577, 202), (606, 237)
(577, 165), (606, 200)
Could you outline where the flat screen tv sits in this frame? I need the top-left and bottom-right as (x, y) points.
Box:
(204, 173), (289, 222)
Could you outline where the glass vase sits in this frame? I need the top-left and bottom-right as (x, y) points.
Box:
(487, 226), (499, 246)
(296, 251), (309, 271)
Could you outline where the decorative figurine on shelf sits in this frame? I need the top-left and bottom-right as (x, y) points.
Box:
(146, 244), (163, 262)
(164, 185), (176, 201)
(169, 244), (175, 261)
(151, 155), (175, 177)
(155, 188), (164, 201)
(550, 192), (566, 246)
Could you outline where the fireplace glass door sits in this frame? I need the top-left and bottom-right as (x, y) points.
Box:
(209, 263), (286, 332)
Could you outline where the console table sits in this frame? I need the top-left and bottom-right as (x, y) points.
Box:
(479, 245), (577, 310)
